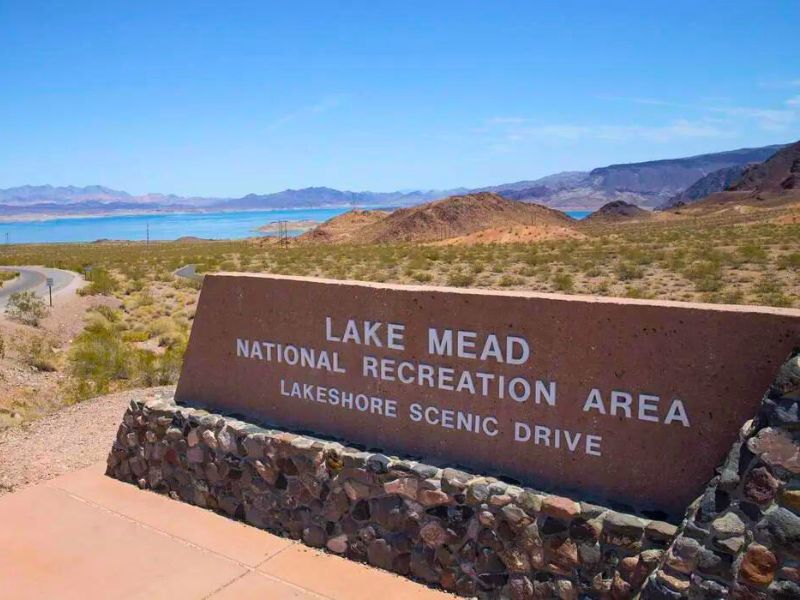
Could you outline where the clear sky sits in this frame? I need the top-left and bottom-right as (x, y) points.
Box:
(1, 1), (799, 197)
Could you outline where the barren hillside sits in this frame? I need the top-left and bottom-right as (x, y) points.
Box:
(582, 200), (653, 224)
(729, 140), (800, 193)
(298, 210), (390, 243)
(311, 192), (576, 244)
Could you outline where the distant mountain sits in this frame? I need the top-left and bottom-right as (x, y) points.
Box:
(215, 186), (463, 210)
(478, 144), (787, 210)
(475, 171), (589, 194)
(0, 185), (133, 205)
(0, 185), (220, 209)
(728, 140), (800, 193)
(0, 142), (791, 218)
(658, 165), (748, 210)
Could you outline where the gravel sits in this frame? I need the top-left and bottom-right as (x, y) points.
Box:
(0, 386), (175, 494)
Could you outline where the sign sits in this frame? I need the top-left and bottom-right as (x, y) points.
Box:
(176, 274), (800, 518)
(45, 277), (54, 287)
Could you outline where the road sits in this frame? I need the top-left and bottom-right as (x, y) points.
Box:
(0, 266), (78, 308)
(174, 264), (202, 281)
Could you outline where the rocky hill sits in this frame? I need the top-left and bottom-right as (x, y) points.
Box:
(582, 200), (652, 223)
(670, 141), (800, 215)
(658, 165), (747, 210)
(299, 210), (390, 243)
(728, 140), (800, 193)
(303, 192), (576, 244)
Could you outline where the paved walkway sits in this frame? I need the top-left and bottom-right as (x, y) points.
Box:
(0, 463), (452, 599)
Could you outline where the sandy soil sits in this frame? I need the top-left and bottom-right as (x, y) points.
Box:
(0, 386), (174, 494)
(438, 224), (585, 245)
(0, 273), (121, 427)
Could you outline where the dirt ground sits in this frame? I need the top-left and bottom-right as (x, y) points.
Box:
(0, 386), (174, 495)
(0, 276), (120, 427)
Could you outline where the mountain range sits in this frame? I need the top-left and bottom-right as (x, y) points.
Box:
(0, 142), (791, 218)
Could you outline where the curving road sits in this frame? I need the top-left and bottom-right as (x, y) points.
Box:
(0, 266), (78, 308)
(174, 264), (203, 281)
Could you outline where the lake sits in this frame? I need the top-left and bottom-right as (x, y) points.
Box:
(0, 208), (591, 244)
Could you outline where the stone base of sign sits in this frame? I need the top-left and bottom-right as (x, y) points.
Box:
(106, 396), (680, 599)
(641, 351), (800, 600)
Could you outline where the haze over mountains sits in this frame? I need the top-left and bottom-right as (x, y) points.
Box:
(0, 142), (790, 218)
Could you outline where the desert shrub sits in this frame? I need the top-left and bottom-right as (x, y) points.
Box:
(122, 330), (151, 343)
(147, 317), (177, 339)
(20, 336), (58, 371)
(5, 291), (48, 326)
(410, 271), (433, 283)
(552, 272), (574, 292)
(0, 270), (19, 287)
(134, 288), (155, 306)
(447, 271), (475, 287)
(583, 264), (602, 277)
(68, 315), (133, 399)
(498, 275), (523, 287)
(754, 275), (792, 307)
(469, 262), (485, 275)
(93, 305), (122, 323)
(176, 276), (203, 290)
(616, 262), (644, 281)
(624, 286), (652, 299)
(132, 350), (164, 387)
(718, 290), (744, 305)
(738, 242), (767, 263)
(777, 252), (800, 270)
(0, 334), (4, 358)
(80, 267), (119, 295)
(684, 260), (723, 292)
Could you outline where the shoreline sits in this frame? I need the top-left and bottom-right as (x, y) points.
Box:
(258, 219), (320, 233)
(0, 205), (600, 225)
(0, 205), (369, 224)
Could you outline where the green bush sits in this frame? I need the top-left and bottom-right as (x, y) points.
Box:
(20, 336), (58, 371)
(552, 272), (574, 292)
(0, 270), (19, 287)
(616, 262), (644, 281)
(5, 291), (48, 326)
(446, 271), (475, 287)
(68, 315), (133, 399)
(410, 271), (433, 283)
(498, 275), (523, 287)
(79, 267), (119, 296)
(777, 252), (800, 270)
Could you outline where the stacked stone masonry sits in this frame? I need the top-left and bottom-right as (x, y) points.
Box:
(107, 393), (678, 599)
(642, 351), (800, 600)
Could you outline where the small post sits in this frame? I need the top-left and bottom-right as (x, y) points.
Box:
(46, 277), (54, 307)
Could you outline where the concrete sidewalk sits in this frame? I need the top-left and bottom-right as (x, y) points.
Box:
(0, 463), (452, 599)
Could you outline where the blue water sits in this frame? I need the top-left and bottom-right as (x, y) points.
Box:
(0, 208), (590, 244)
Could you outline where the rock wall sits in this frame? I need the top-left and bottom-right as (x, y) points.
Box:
(641, 351), (800, 599)
(106, 395), (678, 599)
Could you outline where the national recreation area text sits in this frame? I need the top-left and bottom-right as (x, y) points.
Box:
(235, 316), (691, 458)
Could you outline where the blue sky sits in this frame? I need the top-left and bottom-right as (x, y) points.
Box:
(1, 1), (798, 197)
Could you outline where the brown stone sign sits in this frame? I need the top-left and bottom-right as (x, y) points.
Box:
(176, 273), (800, 517)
